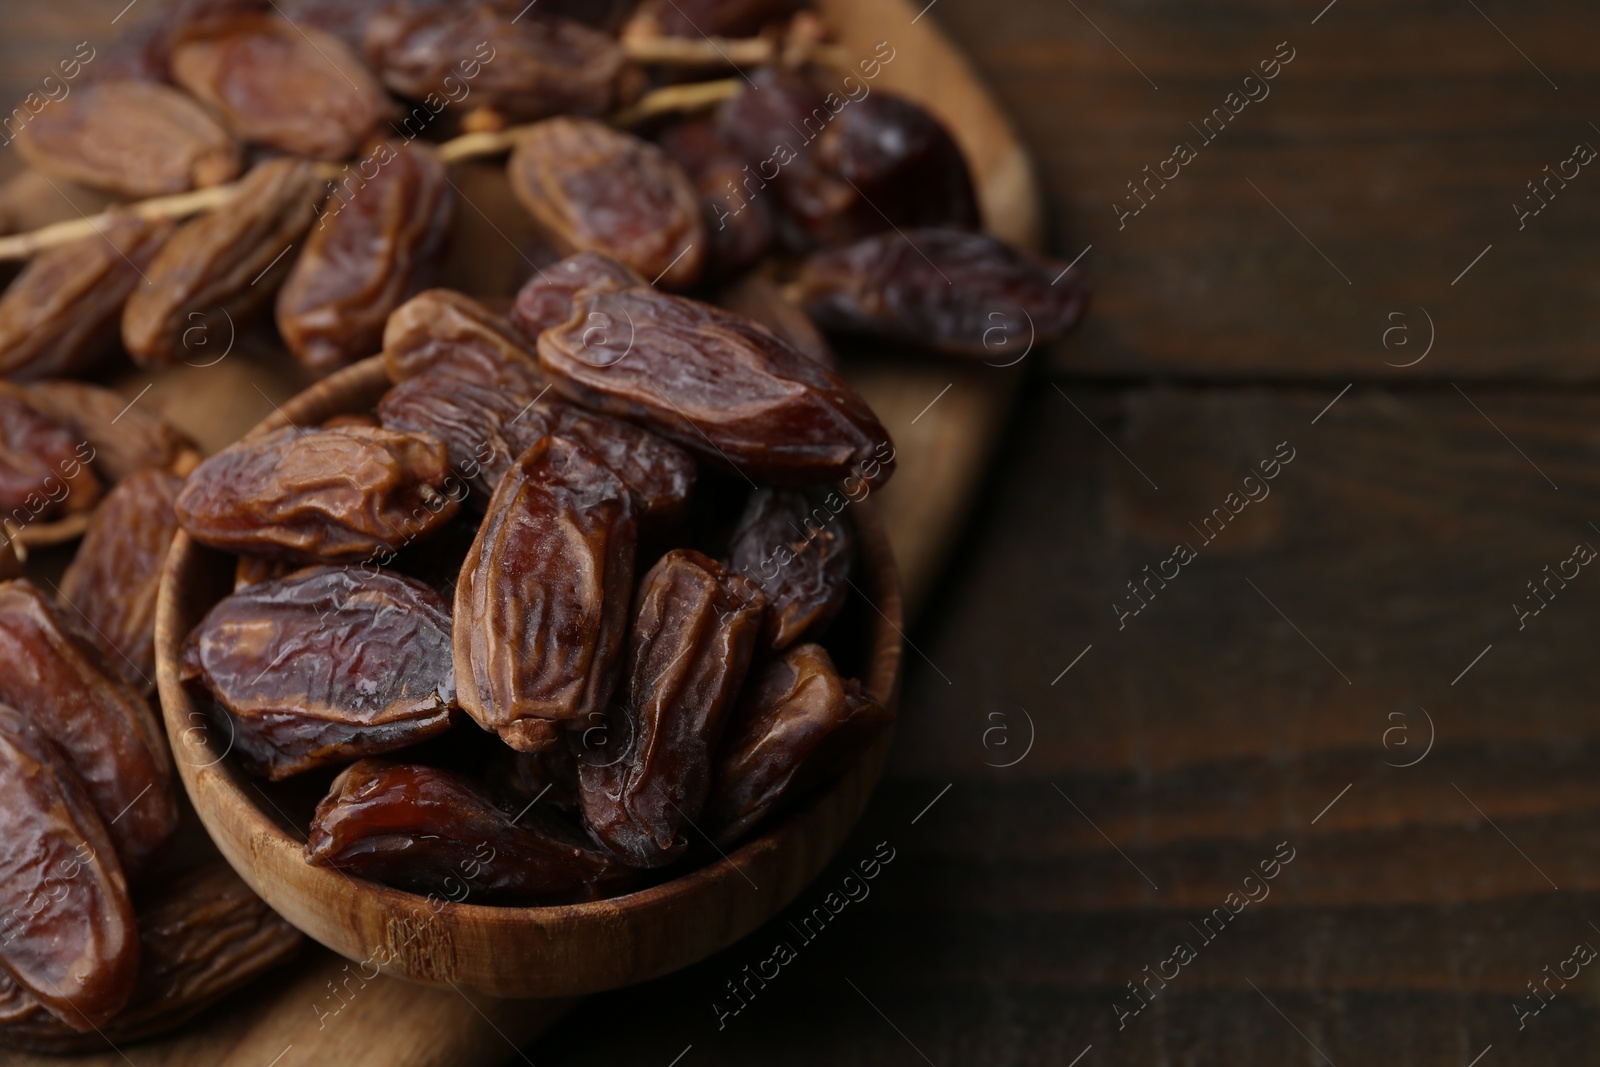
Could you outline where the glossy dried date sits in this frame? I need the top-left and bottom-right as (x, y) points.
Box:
(0, 385), (100, 526)
(707, 643), (891, 844)
(538, 286), (895, 486)
(0, 580), (178, 879)
(0, 706), (137, 1032)
(306, 759), (634, 903)
(0, 861), (302, 1053)
(795, 227), (1088, 358)
(384, 289), (550, 394)
(367, 7), (623, 122)
(277, 142), (454, 375)
(58, 470), (185, 696)
(123, 158), (323, 368)
(510, 119), (705, 291)
(13, 81), (240, 198)
(576, 549), (765, 868)
(171, 14), (390, 160)
(455, 436), (635, 751)
(0, 217), (172, 382)
(182, 567), (456, 778)
(508, 251), (644, 341)
(24, 381), (196, 484)
(175, 424), (461, 564)
(728, 487), (855, 650)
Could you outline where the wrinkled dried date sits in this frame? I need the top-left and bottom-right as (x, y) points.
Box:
(123, 157), (323, 368)
(24, 380), (196, 485)
(508, 251), (644, 341)
(0, 385), (101, 525)
(13, 81), (240, 199)
(175, 424), (461, 564)
(171, 13), (390, 160)
(510, 118), (706, 291)
(0, 861), (303, 1053)
(795, 227), (1088, 357)
(538, 286), (895, 486)
(306, 759), (634, 903)
(0, 217), (172, 382)
(707, 643), (892, 844)
(384, 289), (551, 394)
(455, 436), (636, 751)
(182, 567), (455, 779)
(59, 470), (185, 696)
(367, 7), (622, 122)
(576, 549), (765, 868)
(0, 580), (178, 880)
(0, 706), (138, 1032)
(277, 142), (454, 375)
(727, 486), (855, 650)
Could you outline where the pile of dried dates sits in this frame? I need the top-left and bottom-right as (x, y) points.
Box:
(0, 0), (1088, 1050)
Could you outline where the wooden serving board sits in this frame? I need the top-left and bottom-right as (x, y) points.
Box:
(1, 0), (1044, 1061)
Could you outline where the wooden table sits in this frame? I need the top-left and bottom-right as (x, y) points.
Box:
(6, 1), (1600, 1064)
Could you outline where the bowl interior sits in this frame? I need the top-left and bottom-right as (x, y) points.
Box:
(154, 355), (905, 998)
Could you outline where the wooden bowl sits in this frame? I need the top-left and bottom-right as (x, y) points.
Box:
(153, 356), (905, 998)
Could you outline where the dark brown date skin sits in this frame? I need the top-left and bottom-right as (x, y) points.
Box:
(0, 580), (178, 880)
(59, 470), (185, 696)
(384, 289), (551, 395)
(727, 487), (856, 650)
(0, 861), (303, 1053)
(510, 119), (706, 291)
(795, 227), (1089, 358)
(0, 706), (138, 1032)
(0, 216), (172, 381)
(508, 251), (644, 341)
(576, 549), (765, 868)
(25, 380), (197, 485)
(707, 643), (892, 845)
(658, 118), (775, 278)
(175, 424), (462, 565)
(713, 274), (839, 373)
(456, 437), (636, 751)
(367, 7), (622, 122)
(171, 13), (390, 161)
(123, 157), (323, 368)
(538, 286), (896, 487)
(278, 142), (455, 376)
(181, 567), (456, 779)
(306, 759), (635, 904)
(0, 385), (101, 524)
(13, 81), (241, 199)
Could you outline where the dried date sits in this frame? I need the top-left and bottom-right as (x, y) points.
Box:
(510, 119), (705, 291)
(0, 580), (179, 879)
(713, 274), (839, 372)
(174, 424), (462, 564)
(384, 289), (551, 394)
(727, 487), (855, 650)
(13, 81), (241, 198)
(707, 643), (892, 844)
(58, 470), (185, 696)
(0, 861), (302, 1053)
(123, 157), (323, 368)
(367, 7), (623, 122)
(182, 567), (456, 778)
(277, 142), (455, 375)
(305, 759), (634, 903)
(24, 380), (197, 484)
(455, 436), (636, 751)
(576, 549), (765, 867)
(794, 227), (1088, 358)
(658, 118), (774, 277)
(0, 706), (138, 1032)
(0, 216), (172, 381)
(508, 251), (644, 341)
(0, 385), (100, 527)
(171, 13), (390, 161)
(538, 286), (896, 486)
